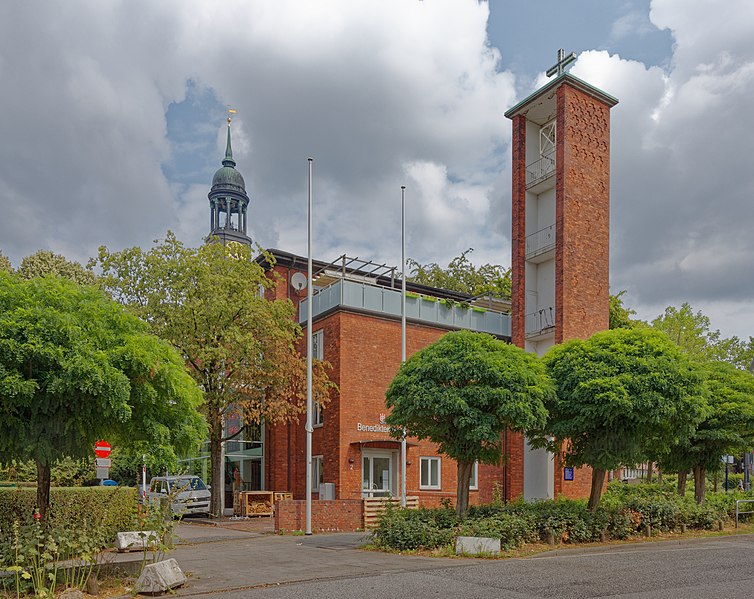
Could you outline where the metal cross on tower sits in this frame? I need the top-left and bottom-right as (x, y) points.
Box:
(546, 49), (577, 78)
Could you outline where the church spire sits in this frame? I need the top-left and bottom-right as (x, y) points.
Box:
(223, 116), (236, 168)
(206, 108), (252, 246)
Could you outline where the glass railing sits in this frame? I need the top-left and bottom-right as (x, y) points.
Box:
(299, 279), (511, 337)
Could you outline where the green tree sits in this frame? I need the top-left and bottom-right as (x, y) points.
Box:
(0, 271), (206, 519)
(385, 330), (551, 516)
(609, 290), (640, 329)
(95, 233), (333, 517)
(658, 362), (754, 503)
(652, 303), (754, 370)
(0, 251), (11, 272)
(18, 249), (96, 285)
(535, 328), (706, 511)
(407, 248), (511, 299)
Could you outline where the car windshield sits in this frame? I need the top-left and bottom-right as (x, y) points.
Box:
(170, 477), (206, 492)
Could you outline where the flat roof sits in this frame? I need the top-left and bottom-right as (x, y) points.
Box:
(504, 72), (618, 120)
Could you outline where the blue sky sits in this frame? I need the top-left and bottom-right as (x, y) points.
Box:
(1, 0), (753, 340)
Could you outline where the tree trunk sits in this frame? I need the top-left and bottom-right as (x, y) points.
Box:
(693, 464), (706, 504)
(209, 412), (224, 518)
(677, 471), (687, 496)
(646, 462), (653, 483)
(587, 468), (607, 512)
(456, 461), (473, 518)
(657, 468), (662, 484)
(36, 459), (51, 521)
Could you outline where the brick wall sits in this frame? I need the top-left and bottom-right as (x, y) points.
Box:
(265, 301), (508, 506)
(274, 499), (364, 533)
(555, 82), (611, 343)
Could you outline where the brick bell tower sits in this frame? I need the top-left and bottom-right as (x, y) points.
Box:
(504, 50), (618, 501)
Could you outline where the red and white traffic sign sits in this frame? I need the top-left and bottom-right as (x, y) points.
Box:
(94, 440), (112, 458)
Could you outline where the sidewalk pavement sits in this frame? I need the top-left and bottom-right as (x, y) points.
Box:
(118, 520), (754, 597)
(164, 521), (471, 596)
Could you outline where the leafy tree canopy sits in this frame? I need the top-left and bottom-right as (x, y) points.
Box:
(658, 361), (754, 503)
(609, 290), (641, 330)
(0, 270), (206, 517)
(94, 232), (333, 516)
(535, 328), (706, 510)
(18, 249), (97, 285)
(652, 302), (754, 370)
(385, 330), (551, 515)
(0, 251), (11, 272)
(407, 248), (511, 299)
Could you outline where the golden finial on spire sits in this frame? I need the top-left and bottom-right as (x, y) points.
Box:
(227, 107), (237, 125)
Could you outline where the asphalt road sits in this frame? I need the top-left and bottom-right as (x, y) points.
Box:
(192, 535), (754, 599)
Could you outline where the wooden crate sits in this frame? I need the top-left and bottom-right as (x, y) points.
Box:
(233, 491), (243, 516)
(273, 492), (292, 504)
(240, 491), (273, 517)
(363, 496), (419, 529)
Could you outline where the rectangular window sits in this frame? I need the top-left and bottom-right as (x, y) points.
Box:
(420, 457), (441, 490)
(469, 462), (478, 490)
(311, 455), (324, 492)
(312, 330), (324, 427)
(313, 401), (324, 427)
(312, 330), (323, 360)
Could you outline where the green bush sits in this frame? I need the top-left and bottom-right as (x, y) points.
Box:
(0, 487), (138, 542)
(370, 482), (754, 554)
(370, 507), (453, 551)
(458, 512), (538, 550)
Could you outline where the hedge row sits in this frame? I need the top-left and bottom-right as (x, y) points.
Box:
(371, 484), (750, 552)
(0, 487), (138, 541)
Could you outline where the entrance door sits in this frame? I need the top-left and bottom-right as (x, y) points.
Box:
(362, 451), (393, 498)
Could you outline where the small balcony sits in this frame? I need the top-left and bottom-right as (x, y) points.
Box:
(525, 224), (555, 262)
(525, 307), (555, 339)
(526, 152), (556, 192)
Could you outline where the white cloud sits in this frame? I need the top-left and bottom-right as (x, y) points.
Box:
(1, 0), (754, 340)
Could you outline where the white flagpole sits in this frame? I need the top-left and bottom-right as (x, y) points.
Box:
(306, 158), (314, 535)
(401, 185), (407, 508)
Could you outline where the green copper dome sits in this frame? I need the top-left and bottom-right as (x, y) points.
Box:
(212, 165), (246, 190)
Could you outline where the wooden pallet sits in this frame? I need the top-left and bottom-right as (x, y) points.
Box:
(363, 496), (419, 529)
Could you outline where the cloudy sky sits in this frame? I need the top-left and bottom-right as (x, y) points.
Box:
(1, 0), (752, 340)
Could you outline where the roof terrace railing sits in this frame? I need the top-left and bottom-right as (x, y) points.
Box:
(299, 279), (511, 337)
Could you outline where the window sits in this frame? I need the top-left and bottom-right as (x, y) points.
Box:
(312, 330), (323, 360)
(311, 455), (324, 492)
(539, 120), (556, 157)
(313, 401), (324, 427)
(312, 330), (324, 427)
(420, 457), (441, 490)
(469, 462), (478, 490)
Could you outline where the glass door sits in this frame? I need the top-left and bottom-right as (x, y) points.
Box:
(362, 452), (393, 498)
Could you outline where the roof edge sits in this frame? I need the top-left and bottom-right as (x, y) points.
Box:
(504, 72), (618, 120)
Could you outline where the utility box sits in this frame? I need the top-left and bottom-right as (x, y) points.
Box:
(318, 483), (335, 500)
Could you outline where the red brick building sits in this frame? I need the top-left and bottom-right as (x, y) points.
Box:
(261, 251), (512, 506)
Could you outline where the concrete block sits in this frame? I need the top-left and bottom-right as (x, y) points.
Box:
(115, 530), (158, 552)
(455, 536), (501, 556)
(134, 558), (186, 595)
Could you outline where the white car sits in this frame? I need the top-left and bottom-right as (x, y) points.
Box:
(147, 475), (211, 516)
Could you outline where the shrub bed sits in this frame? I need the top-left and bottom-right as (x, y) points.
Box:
(370, 483), (754, 553)
(0, 486), (138, 541)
